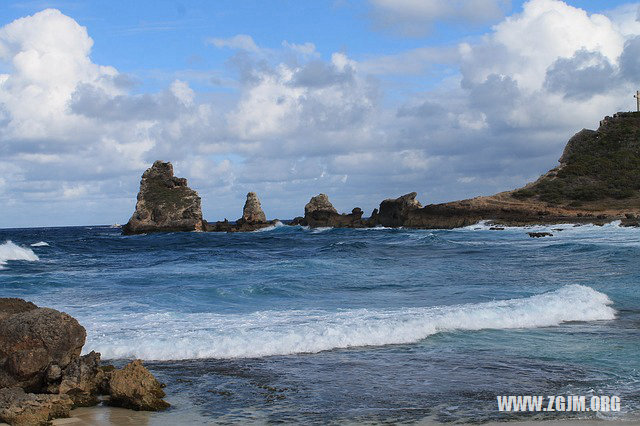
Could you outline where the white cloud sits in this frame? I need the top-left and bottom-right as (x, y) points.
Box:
(207, 34), (260, 52)
(369, 0), (511, 36)
(4, 1), (640, 227)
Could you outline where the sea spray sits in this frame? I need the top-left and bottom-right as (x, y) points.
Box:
(0, 241), (39, 269)
(85, 284), (615, 360)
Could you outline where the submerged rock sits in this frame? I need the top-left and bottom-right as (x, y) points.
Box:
(528, 232), (553, 238)
(108, 360), (170, 411)
(0, 387), (72, 426)
(123, 161), (204, 235)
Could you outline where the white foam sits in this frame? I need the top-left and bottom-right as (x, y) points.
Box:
(310, 227), (332, 233)
(30, 241), (49, 247)
(83, 284), (615, 361)
(0, 241), (40, 269)
(253, 221), (284, 232)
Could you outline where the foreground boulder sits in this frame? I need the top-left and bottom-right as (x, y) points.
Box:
(298, 194), (365, 228)
(123, 161), (204, 235)
(108, 360), (169, 411)
(0, 387), (72, 426)
(0, 299), (169, 424)
(0, 306), (85, 392)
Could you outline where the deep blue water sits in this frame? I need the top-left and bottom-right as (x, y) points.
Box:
(0, 222), (638, 424)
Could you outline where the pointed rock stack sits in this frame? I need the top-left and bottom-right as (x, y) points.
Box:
(241, 192), (267, 224)
(122, 161), (204, 235)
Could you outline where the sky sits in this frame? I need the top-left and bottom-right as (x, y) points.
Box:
(1, 0), (640, 227)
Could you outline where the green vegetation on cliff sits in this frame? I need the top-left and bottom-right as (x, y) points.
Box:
(513, 112), (640, 205)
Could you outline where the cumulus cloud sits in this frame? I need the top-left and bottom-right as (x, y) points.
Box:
(4, 1), (640, 227)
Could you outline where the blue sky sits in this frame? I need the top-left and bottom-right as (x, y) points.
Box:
(1, 1), (639, 227)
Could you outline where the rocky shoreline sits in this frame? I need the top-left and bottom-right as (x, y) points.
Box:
(122, 112), (640, 235)
(0, 299), (168, 425)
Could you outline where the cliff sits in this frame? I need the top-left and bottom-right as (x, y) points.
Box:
(122, 161), (204, 235)
(384, 112), (640, 228)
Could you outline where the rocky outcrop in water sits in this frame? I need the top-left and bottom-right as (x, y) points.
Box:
(0, 298), (169, 425)
(123, 161), (204, 235)
(204, 192), (277, 232)
(125, 111), (640, 233)
(240, 192), (267, 224)
(372, 192), (423, 227)
(295, 194), (366, 228)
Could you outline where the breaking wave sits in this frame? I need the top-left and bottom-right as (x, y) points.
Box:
(86, 284), (615, 361)
(31, 241), (50, 247)
(0, 241), (40, 269)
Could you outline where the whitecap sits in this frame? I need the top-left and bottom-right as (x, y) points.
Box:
(0, 241), (40, 269)
(84, 284), (615, 361)
(31, 241), (49, 247)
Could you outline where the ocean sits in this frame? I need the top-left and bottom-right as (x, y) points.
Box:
(0, 222), (638, 424)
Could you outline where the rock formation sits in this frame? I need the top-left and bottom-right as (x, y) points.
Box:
(124, 111), (640, 233)
(0, 301), (85, 392)
(204, 192), (277, 232)
(108, 360), (169, 411)
(0, 298), (169, 425)
(240, 192), (267, 224)
(0, 387), (72, 426)
(296, 194), (366, 228)
(122, 161), (204, 235)
(373, 192), (423, 227)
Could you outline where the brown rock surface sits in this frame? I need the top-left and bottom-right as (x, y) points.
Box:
(108, 360), (169, 411)
(302, 194), (365, 228)
(240, 192), (267, 223)
(123, 161), (204, 235)
(0, 307), (86, 391)
(0, 387), (72, 426)
(55, 351), (102, 407)
(374, 192), (422, 227)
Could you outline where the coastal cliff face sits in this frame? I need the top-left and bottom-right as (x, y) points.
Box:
(513, 112), (640, 205)
(122, 161), (204, 235)
(0, 298), (169, 425)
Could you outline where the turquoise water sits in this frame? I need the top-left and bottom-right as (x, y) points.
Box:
(0, 222), (638, 423)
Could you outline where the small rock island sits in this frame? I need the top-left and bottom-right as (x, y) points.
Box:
(123, 111), (640, 234)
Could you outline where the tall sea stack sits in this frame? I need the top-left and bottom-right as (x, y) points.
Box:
(122, 161), (204, 235)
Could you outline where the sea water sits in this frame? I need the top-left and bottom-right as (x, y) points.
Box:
(0, 222), (638, 424)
